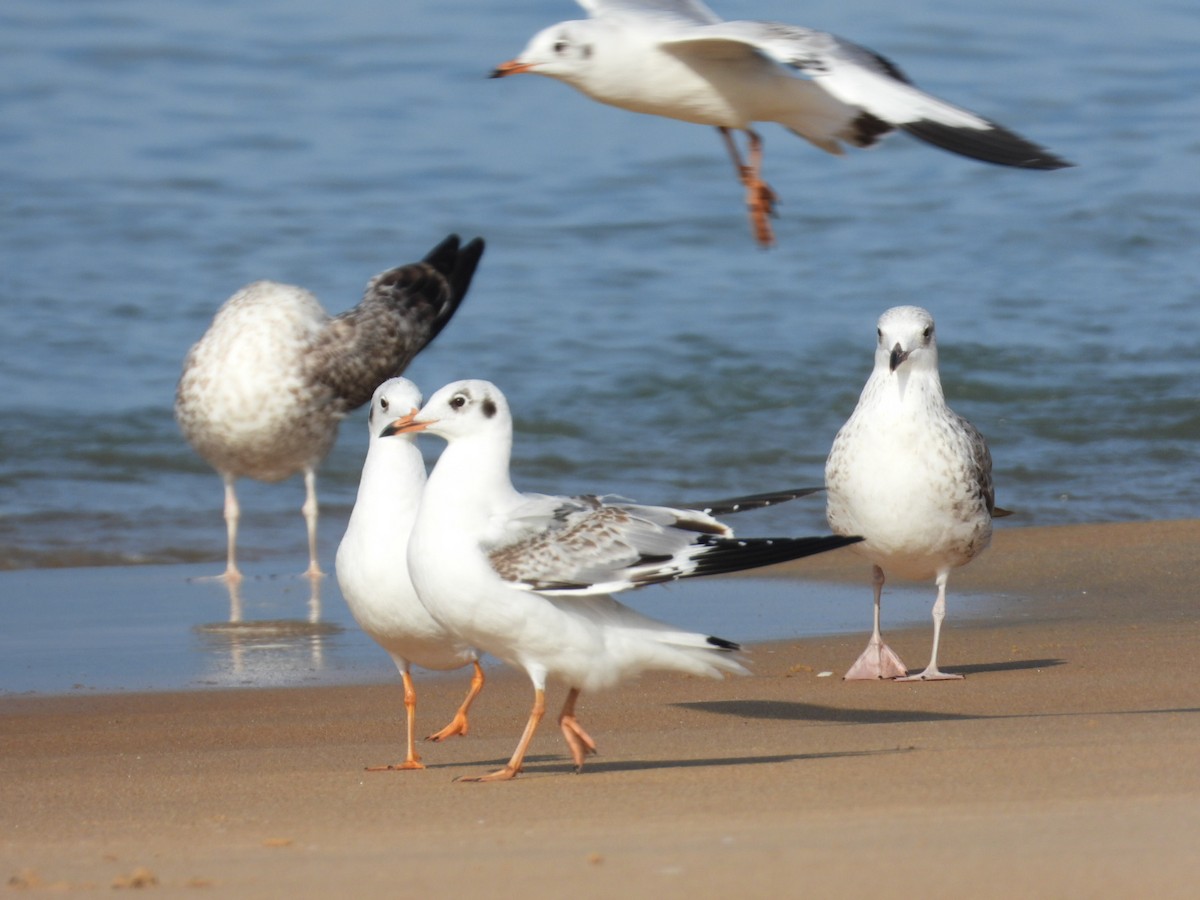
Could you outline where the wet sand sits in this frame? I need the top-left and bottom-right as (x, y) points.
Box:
(3, 520), (1198, 897)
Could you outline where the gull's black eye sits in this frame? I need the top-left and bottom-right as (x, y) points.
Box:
(449, 394), (467, 410)
(553, 38), (568, 53)
(380, 397), (389, 411)
(922, 325), (933, 341)
(876, 327), (883, 341)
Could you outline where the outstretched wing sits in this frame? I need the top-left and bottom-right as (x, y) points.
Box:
(660, 22), (1071, 168)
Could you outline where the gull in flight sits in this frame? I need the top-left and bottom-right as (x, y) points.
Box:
(825, 306), (1006, 681)
(387, 379), (861, 780)
(176, 235), (485, 582)
(492, 1), (1072, 247)
(336, 378), (485, 770)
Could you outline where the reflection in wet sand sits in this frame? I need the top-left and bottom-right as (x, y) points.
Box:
(193, 575), (343, 684)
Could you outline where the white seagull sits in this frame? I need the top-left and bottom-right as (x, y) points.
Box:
(175, 235), (485, 582)
(386, 379), (861, 781)
(492, 0), (1071, 247)
(336, 378), (485, 771)
(825, 306), (1005, 681)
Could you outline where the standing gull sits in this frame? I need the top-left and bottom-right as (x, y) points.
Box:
(825, 306), (1002, 681)
(492, 0), (1071, 247)
(387, 379), (861, 781)
(176, 234), (485, 582)
(336, 378), (484, 771)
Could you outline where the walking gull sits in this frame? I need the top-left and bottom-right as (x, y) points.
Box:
(175, 234), (485, 582)
(335, 378), (484, 771)
(385, 379), (861, 781)
(492, 0), (1071, 247)
(825, 306), (1003, 681)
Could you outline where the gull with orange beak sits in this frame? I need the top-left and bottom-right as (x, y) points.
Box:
(386, 379), (861, 781)
(491, 0), (1070, 248)
(825, 306), (1006, 681)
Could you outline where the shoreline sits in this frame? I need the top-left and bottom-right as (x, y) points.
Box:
(3, 519), (1199, 896)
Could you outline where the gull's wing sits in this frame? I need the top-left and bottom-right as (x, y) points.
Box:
(306, 235), (486, 413)
(578, 0), (721, 27)
(660, 22), (1071, 169)
(487, 494), (860, 595)
(681, 486), (824, 517)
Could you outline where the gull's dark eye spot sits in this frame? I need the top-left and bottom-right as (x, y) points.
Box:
(380, 397), (389, 411)
(553, 38), (568, 54)
(922, 325), (933, 341)
(449, 394), (467, 410)
(876, 327), (883, 341)
(482, 398), (497, 419)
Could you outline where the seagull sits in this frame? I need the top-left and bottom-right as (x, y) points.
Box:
(825, 306), (1003, 681)
(335, 378), (485, 771)
(492, 0), (1072, 247)
(175, 234), (485, 583)
(386, 379), (861, 781)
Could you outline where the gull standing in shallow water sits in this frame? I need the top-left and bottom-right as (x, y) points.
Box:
(175, 235), (485, 582)
(492, 0), (1071, 247)
(825, 306), (1003, 681)
(386, 379), (862, 781)
(336, 378), (485, 771)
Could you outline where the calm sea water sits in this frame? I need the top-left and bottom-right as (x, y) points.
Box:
(2, 0), (1198, 574)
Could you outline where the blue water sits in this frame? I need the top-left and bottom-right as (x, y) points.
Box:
(2, 0), (1198, 575)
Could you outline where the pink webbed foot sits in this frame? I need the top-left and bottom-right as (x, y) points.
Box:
(844, 638), (909, 680)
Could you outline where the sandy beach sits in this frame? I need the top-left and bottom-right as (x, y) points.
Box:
(3, 519), (1198, 897)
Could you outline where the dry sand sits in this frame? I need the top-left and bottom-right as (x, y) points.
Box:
(3, 520), (1198, 897)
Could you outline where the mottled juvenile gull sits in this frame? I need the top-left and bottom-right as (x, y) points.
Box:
(175, 234), (485, 582)
(492, 0), (1071, 247)
(336, 378), (485, 770)
(825, 306), (1003, 681)
(386, 379), (861, 781)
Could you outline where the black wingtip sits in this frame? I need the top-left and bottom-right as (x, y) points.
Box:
(687, 534), (863, 580)
(900, 120), (1073, 170)
(690, 487), (826, 517)
(707, 635), (742, 652)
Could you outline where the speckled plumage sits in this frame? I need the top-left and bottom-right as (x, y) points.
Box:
(175, 234), (485, 580)
(825, 306), (998, 681)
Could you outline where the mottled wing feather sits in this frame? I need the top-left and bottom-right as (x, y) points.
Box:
(305, 236), (484, 413)
(489, 496), (729, 592)
(954, 411), (998, 516)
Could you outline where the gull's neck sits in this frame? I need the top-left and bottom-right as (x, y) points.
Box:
(423, 428), (521, 531)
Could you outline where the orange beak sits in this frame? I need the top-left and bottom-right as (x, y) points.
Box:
(490, 59), (535, 78)
(379, 408), (431, 438)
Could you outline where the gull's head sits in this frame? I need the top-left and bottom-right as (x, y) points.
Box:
(875, 306), (939, 375)
(369, 377), (422, 442)
(382, 379), (510, 443)
(491, 21), (596, 83)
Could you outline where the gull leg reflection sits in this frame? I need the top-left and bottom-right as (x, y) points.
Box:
(193, 570), (342, 685)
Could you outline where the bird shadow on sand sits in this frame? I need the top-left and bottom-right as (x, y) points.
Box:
(678, 700), (976, 725)
(436, 745), (916, 779)
(934, 657), (1066, 677)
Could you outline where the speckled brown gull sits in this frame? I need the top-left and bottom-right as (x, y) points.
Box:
(825, 305), (1004, 681)
(175, 234), (485, 583)
(492, 0), (1071, 247)
(384, 379), (860, 781)
(335, 378), (483, 771)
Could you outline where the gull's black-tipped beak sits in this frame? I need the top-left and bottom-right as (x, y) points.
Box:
(379, 408), (428, 438)
(889, 343), (910, 372)
(491, 59), (533, 78)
